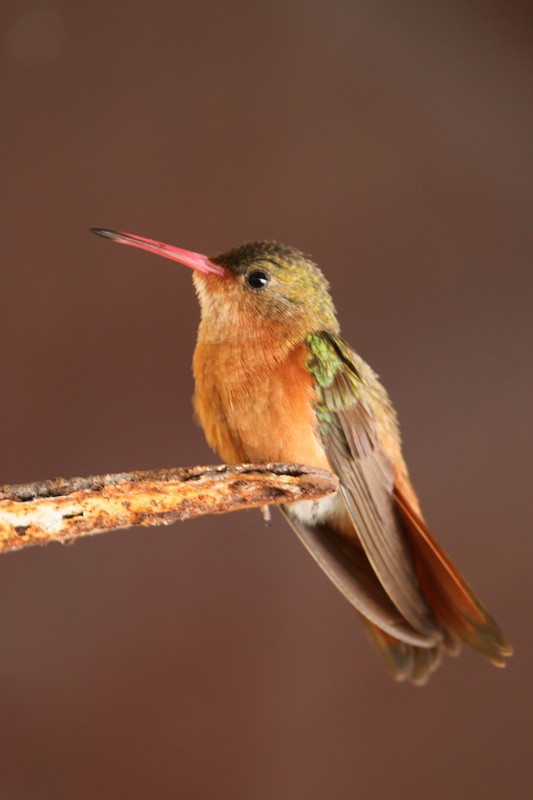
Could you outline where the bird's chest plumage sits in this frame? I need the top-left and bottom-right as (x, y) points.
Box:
(192, 337), (330, 470)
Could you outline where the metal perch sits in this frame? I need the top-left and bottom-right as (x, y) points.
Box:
(0, 463), (338, 554)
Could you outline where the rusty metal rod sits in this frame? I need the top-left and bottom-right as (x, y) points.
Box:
(0, 463), (338, 554)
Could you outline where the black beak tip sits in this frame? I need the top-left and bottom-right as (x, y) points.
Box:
(90, 227), (116, 240)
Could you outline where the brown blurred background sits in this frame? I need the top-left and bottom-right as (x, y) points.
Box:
(1, 1), (531, 798)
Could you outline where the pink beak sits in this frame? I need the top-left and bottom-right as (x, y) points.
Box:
(90, 228), (225, 277)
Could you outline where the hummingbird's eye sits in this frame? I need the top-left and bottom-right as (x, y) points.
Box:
(245, 269), (270, 290)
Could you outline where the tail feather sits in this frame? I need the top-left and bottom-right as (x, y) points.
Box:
(360, 615), (443, 685)
(394, 487), (513, 667)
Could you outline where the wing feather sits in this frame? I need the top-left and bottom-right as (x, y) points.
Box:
(306, 332), (440, 639)
(303, 331), (511, 671)
(280, 507), (439, 648)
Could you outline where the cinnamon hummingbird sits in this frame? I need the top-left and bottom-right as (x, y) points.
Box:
(91, 228), (512, 684)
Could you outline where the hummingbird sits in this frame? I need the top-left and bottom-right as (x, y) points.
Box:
(91, 228), (512, 684)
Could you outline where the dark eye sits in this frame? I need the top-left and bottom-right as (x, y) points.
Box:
(245, 269), (270, 290)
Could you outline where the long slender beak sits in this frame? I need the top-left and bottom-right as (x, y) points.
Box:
(90, 228), (225, 277)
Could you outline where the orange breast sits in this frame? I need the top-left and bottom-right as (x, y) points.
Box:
(193, 338), (330, 470)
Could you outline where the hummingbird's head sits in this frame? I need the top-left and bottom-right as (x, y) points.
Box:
(90, 230), (339, 341)
(201, 240), (339, 338)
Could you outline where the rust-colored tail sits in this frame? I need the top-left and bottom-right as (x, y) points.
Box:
(394, 487), (513, 667)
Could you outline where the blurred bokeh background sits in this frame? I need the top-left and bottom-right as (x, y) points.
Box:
(1, 1), (531, 798)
